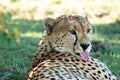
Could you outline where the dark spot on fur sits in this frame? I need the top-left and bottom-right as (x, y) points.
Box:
(56, 45), (60, 47)
(41, 53), (44, 57)
(96, 77), (99, 79)
(80, 67), (84, 70)
(102, 69), (106, 72)
(91, 67), (96, 70)
(38, 59), (41, 62)
(95, 63), (99, 67)
(68, 53), (72, 56)
(44, 49), (47, 52)
(36, 52), (39, 55)
(39, 50), (41, 52)
(93, 73), (96, 75)
(56, 51), (60, 53)
(91, 58), (94, 61)
(82, 60), (86, 62)
(108, 73), (111, 77)
(88, 64), (92, 66)
(37, 70), (41, 73)
(90, 74), (96, 80)
(41, 75), (45, 78)
(65, 58), (69, 62)
(58, 58), (62, 60)
(32, 64), (36, 67)
(95, 65), (99, 67)
(85, 70), (89, 73)
(37, 65), (42, 68)
(33, 68), (37, 72)
(82, 63), (86, 66)
(51, 58), (55, 61)
(45, 45), (48, 47)
(60, 54), (65, 56)
(75, 63), (79, 65)
(90, 61), (94, 64)
(71, 58), (75, 62)
(104, 75), (108, 79)
(41, 42), (44, 44)
(87, 68), (91, 70)
(46, 76), (49, 79)
(100, 64), (103, 67)
(76, 59), (80, 62)
(40, 73), (44, 76)
(51, 78), (55, 80)
(34, 55), (37, 57)
(97, 71), (101, 74)
(56, 56), (59, 57)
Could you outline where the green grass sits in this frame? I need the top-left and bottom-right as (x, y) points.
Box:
(91, 20), (120, 78)
(0, 0), (120, 80)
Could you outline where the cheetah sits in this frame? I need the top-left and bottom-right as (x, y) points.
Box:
(27, 15), (118, 80)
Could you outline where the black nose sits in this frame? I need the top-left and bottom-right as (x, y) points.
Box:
(80, 43), (90, 51)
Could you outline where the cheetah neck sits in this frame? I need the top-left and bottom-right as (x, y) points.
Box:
(31, 32), (53, 67)
(37, 38), (51, 53)
(38, 31), (54, 52)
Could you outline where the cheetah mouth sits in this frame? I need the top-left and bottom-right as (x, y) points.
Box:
(76, 52), (89, 61)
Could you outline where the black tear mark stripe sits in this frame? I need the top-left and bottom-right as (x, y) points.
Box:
(74, 31), (78, 46)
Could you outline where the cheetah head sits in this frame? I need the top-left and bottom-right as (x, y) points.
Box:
(43, 15), (93, 60)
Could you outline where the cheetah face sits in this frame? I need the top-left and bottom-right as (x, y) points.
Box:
(43, 15), (93, 60)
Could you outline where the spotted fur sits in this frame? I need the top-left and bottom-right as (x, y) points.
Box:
(27, 15), (118, 80)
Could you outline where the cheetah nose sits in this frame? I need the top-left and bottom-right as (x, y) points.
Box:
(80, 43), (90, 51)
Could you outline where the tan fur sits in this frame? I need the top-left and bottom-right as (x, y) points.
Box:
(27, 15), (118, 80)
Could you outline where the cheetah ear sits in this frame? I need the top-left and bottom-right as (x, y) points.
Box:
(43, 18), (55, 35)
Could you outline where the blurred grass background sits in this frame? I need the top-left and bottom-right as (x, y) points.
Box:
(0, 0), (120, 80)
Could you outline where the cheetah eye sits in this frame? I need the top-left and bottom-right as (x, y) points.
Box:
(69, 30), (76, 35)
(87, 29), (92, 33)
